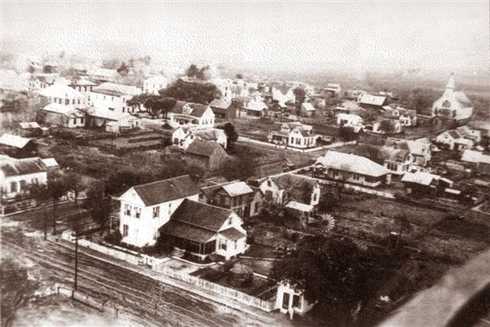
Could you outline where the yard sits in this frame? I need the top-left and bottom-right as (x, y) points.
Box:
(191, 262), (276, 300)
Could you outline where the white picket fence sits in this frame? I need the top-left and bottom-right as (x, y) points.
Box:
(156, 265), (276, 312)
(61, 233), (276, 312)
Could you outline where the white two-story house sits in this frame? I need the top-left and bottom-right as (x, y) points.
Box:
(89, 82), (142, 115)
(118, 175), (200, 247)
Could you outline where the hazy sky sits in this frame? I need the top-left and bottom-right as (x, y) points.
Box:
(1, 0), (489, 74)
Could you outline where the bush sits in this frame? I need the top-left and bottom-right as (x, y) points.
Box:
(104, 230), (122, 245)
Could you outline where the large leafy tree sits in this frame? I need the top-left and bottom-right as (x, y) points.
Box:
(223, 122), (238, 151)
(47, 175), (70, 235)
(271, 236), (369, 306)
(64, 172), (84, 205)
(160, 79), (220, 104)
(28, 183), (50, 240)
(85, 181), (112, 232)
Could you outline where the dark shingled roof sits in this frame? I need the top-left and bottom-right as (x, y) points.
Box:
(0, 157), (47, 177)
(186, 140), (225, 158)
(132, 175), (199, 206)
(168, 199), (232, 232)
(160, 220), (215, 243)
(170, 101), (209, 118)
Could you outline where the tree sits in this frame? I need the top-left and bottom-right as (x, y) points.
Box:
(377, 120), (395, 134)
(47, 175), (69, 235)
(235, 73), (243, 79)
(221, 156), (255, 181)
(223, 122), (238, 151)
(28, 183), (50, 240)
(160, 79), (220, 104)
(338, 126), (358, 141)
(185, 64), (200, 78)
(271, 236), (376, 324)
(144, 96), (163, 117)
(293, 87), (306, 114)
(157, 97), (177, 119)
(117, 62), (129, 76)
(64, 172), (84, 205)
(85, 181), (112, 232)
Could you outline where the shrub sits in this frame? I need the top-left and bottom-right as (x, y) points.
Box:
(104, 230), (122, 245)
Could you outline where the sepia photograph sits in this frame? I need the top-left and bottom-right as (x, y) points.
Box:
(0, 1), (489, 326)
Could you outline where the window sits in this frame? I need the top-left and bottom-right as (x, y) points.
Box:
(124, 204), (131, 216)
(19, 180), (26, 191)
(234, 240), (237, 250)
(10, 182), (17, 193)
(168, 203), (172, 214)
(135, 207), (141, 218)
(123, 224), (129, 237)
(153, 206), (160, 218)
(32, 178), (39, 184)
(65, 99), (70, 105)
(292, 295), (300, 308)
(220, 239), (227, 250)
(352, 173), (360, 181)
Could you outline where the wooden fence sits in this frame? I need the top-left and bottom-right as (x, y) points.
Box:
(156, 265), (276, 312)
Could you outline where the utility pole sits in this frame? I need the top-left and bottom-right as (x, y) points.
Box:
(73, 232), (79, 294)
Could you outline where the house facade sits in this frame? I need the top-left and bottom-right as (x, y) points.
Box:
(337, 113), (364, 133)
(159, 199), (248, 260)
(275, 282), (315, 317)
(118, 175), (200, 247)
(143, 76), (168, 95)
(89, 82), (142, 115)
(0, 156), (48, 200)
(268, 122), (319, 149)
(314, 151), (391, 187)
(168, 101), (215, 129)
(435, 130), (474, 151)
(239, 96), (268, 119)
(172, 127), (227, 150)
(200, 181), (261, 218)
(379, 146), (413, 175)
(184, 140), (229, 171)
(401, 171), (453, 196)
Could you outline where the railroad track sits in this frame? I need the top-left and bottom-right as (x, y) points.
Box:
(1, 235), (250, 327)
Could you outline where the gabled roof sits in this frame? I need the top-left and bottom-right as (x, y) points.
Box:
(168, 199), (233, 232)
(41, 157), (59, 168)
(0, 156), (47, 177)
(379, 146), (410, 162)
(42, 103), (85, 118)
(401, 172), (437, 186)
(92, 83), (142, 97)
(222, 181), (254, 197)
(315, 150), (389, 177)
(39, 84), (82, 99)
(209, 98), (231, 110)
(186, 140), (224, 158)
(131, 175), (199, 206)
(86, 106), (133, 121)
(461, 150), (490, 165)
(0, 134), (32, 149)
(359, 94), (387, 106)
(170, 101), (210, 118)
(285, 200), (313, 213)
(159, 220), (215, 243)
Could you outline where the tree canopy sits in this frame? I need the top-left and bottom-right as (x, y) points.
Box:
(222, 122), (238, 151)
(271, 236), (370, 305)
(160, 79), (220, 104)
